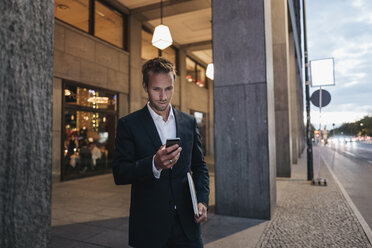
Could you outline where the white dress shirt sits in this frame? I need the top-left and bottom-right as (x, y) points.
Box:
(147, 102), (177, 179)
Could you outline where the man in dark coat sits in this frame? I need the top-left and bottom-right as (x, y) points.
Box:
(112, 57), (209, 248)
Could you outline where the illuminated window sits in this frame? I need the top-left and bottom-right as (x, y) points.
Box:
(186, 57), (207, 88)
(55, 0), (89, 32)
(54, 0), (127, 50)
(95, 1), (124, 48)
(63, 81), (118, 181)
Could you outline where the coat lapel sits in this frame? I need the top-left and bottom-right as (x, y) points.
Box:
(139, 106), (163, 150)
(173, 107), (185, 170)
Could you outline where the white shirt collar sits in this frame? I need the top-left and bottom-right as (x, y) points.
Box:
(147, 102), (174, 122)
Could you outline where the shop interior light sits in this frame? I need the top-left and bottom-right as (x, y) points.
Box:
(88, 96), (109, 104)
(152, 0), (172, 50)
(206, 63), (214, 80)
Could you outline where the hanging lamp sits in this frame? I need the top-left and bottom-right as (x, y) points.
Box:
(206, 63), (214, 80)
(152, 0), (173, 50)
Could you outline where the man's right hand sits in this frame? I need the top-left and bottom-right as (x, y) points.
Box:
(154, 144), (182, 170)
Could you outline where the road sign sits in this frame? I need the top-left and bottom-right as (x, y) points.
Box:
(311, 89), (331, 108)
(310, 58), (335, 87)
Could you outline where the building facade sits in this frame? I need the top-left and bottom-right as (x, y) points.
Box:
(52, 0), (215, 181)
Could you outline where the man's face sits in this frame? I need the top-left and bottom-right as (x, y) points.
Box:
(143, 71), (175, 113)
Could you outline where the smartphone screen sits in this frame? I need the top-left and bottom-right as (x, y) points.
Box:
(166, 138), (180, 148)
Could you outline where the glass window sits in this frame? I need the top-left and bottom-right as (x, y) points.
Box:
(55, 0), (89, 32)
(186, 57), (208, 88)
(141, 30), (159, 61)
(196, 65), (206, 88)
(186, 57), (196, 84)
(95, 0), (124, 48)
(63, 110), (116, 180)
(64, 85), (117, 111)
(190, 110), (207, 155)
(63, 82), (118, 181)
(186, 57), (207, 88)
(162, 46), (177, 69)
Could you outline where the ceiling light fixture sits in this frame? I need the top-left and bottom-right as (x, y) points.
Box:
(206, 63), (214, 80)
(152, 0), (173, 50)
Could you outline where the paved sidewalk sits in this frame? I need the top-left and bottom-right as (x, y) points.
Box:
(256, 149), (371, 247)
(52, 150), (372, 247)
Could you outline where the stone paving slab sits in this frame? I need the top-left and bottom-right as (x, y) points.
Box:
(256, 154), (372, 248)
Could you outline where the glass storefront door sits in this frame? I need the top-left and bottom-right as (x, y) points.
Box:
(62, 81), (117, 181)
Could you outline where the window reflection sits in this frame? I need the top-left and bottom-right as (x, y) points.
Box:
(186, 57), (196, 83)
(55, 0), (89, 32)
(196, 65), (206, 88)
(95, 1), (124, 48)
(186, 57), (207, 88)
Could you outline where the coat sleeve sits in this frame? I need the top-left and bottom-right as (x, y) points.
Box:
(112, 118), (154, 185)
(191, 117), (210, 207)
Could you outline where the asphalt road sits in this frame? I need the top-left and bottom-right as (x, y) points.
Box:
(316, 142), (372, 230)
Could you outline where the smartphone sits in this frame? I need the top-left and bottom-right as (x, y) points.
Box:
(166, 138), (180, 154)
(166, 138), (180, 149)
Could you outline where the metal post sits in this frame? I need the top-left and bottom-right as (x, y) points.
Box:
(303, 0), (314, 180)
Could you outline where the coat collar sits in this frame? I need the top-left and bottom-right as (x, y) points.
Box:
(140, 105), (184, 150)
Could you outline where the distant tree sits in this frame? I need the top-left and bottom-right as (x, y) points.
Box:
(330, 115), (372, 136)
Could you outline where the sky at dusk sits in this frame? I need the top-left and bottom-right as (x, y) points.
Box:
(306, 0), (372, 129)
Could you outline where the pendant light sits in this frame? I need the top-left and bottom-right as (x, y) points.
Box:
(152, 0), (173, 50)
(206, 63), (214, 80)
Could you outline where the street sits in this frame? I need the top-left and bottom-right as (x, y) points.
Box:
(316, 141), (372, 230)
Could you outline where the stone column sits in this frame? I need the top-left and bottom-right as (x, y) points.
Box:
(213, 0), (276, 219)
(129, 16), (143, 113)
(0, 1), (54, 247)
(272, 0), (292, 177)
(288, 32), (299, 164)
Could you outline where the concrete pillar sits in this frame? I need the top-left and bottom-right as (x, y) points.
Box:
(0, 1), (54, 246)
(288, 32), (298, 164)
(213, 0), (276, 219)
(129, 16), (143, 113)
(272, 0), (291, 176)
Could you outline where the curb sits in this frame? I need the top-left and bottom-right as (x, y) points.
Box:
(321, 155), (372, 245)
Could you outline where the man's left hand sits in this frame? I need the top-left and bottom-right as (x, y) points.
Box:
(194, 203), (207, 223)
